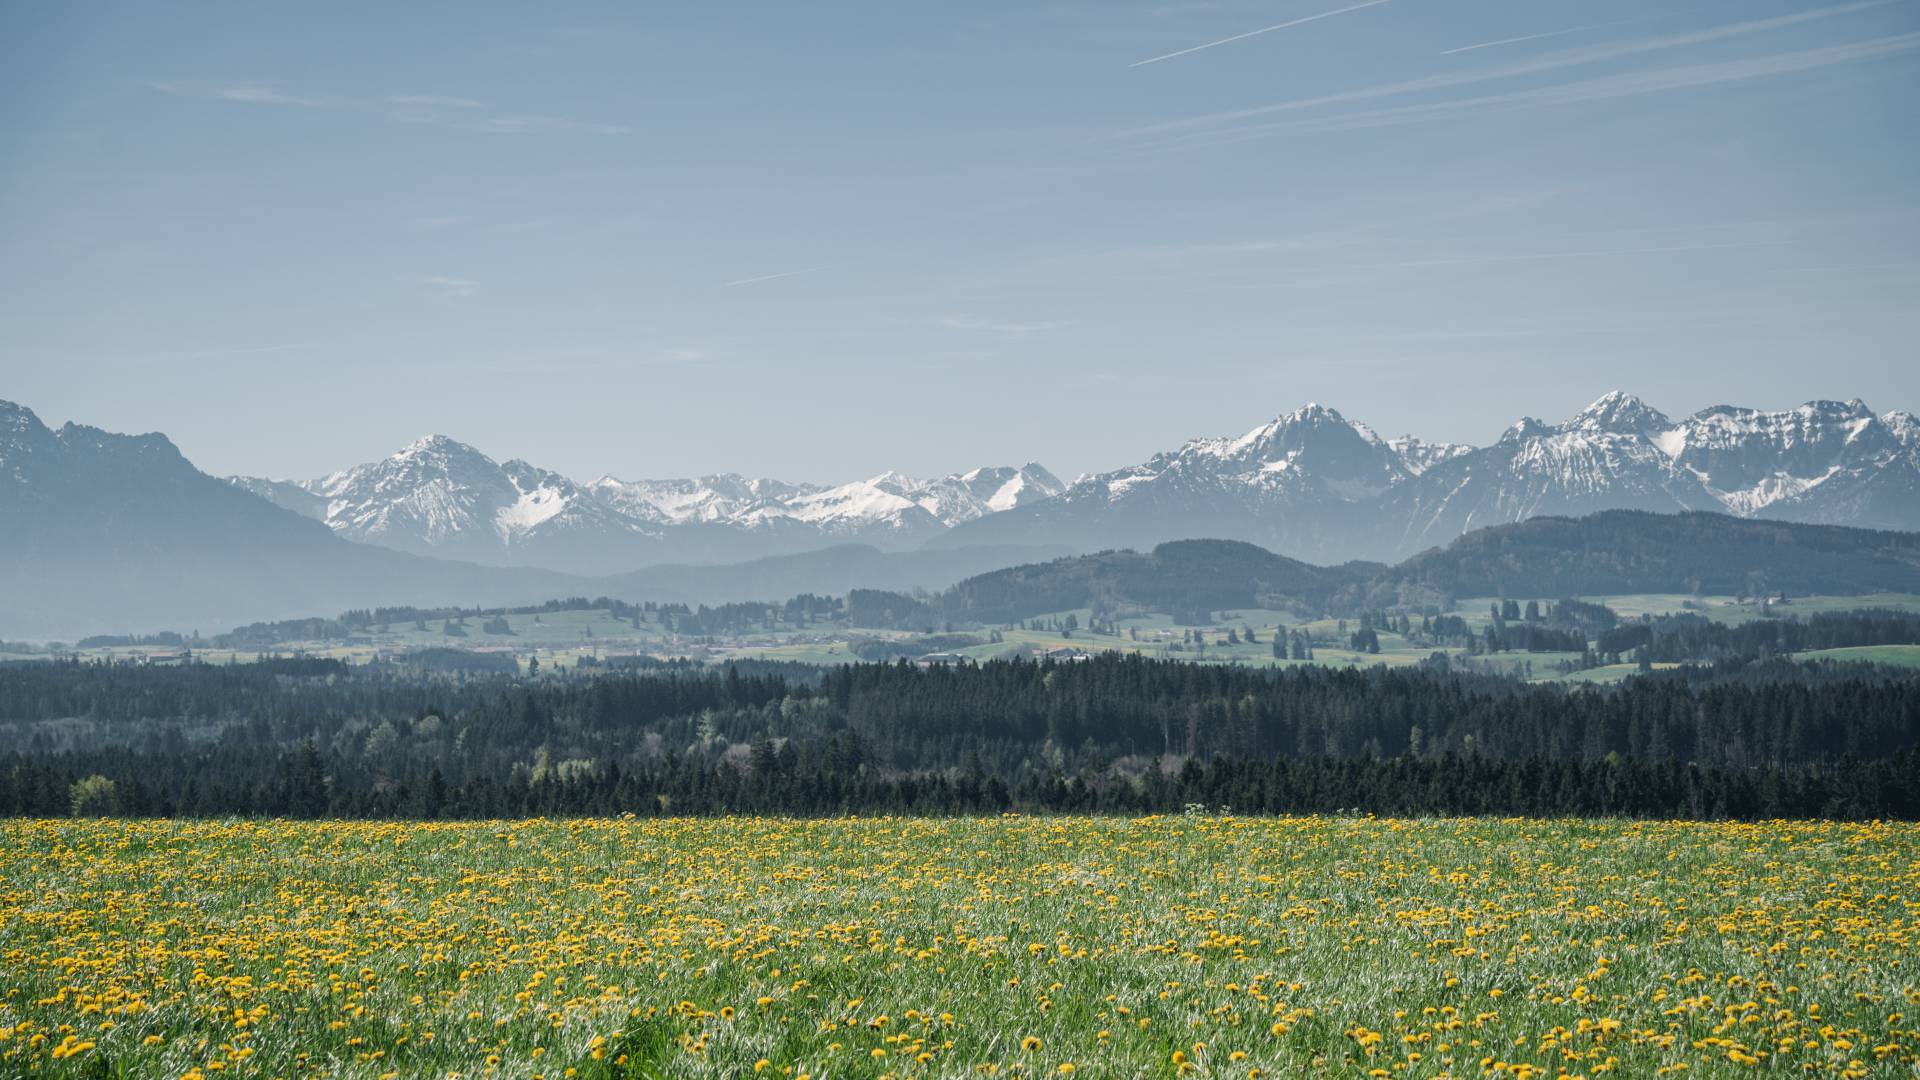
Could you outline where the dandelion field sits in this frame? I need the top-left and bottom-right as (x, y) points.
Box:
(2, 817), (1916, 1079)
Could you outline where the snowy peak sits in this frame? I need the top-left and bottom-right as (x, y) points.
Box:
(227, 475), (328, 520)
(311, 434), (518, 547)
(1883, 410), (1920, 447)
(1566, 391), (1672, 435)
(763, 464), (1065, 532)
(942, 390), (1920, 565)
(1212, 402), (1377, 456)
(962, 463), (1066, 512)
(777, 474), (938, 531)
(225, 433), (1064, 573)
(588, 473), (820, 526)
(1669, 398), (1910, 517)
(1387, 435), (1473, 476)
(187, 390), (1913, 574)
(0, 401), (61, 490)
(1122, 401), (1409, 503)
(0, 399), (50, 440)
(1057, 402), (1402, 524)
(584, 464), (1057, 534)
(921, 463), (1066, 523)
(0, 401), (56, 458)
(400, 432), (467, 455)
(277, 435), (663, 567)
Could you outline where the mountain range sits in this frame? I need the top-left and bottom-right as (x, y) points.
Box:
(935, 393), (1920, 563)
(222, 392), (1919, 574)
(232, 438), (1064, 574)
(4, 391), (1918, 638)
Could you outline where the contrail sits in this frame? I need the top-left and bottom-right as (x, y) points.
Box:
(1442, 15), (1674, 55)
(1131, 0), (1393, 67)
(1096, 1), (1895, 145)
(724, 265), (829, 287)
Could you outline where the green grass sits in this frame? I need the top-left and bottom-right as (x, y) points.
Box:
(1547, 661), (1687, 685)
(2, 816), (1914, 1078)
(24, 592), (1920, 676)
(1794, 644), (1920, 668)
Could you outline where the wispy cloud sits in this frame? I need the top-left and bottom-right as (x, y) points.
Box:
(387, 94), (484, 108)
(1096, 0), (1895, 147)
(724, 266), (830, 287)
(1264, 238), (1804, 274)
(489, 218), (553, 234)
(403, 274), (481, 299)
(439, 115), (630, 136)
(153, 82), (627, 135)
(1130, 0), (1393, 67)
(409, 214), (479, 231)
(1219, 307), (1920, 347)
(1773, 260), (1920, 272)
(1107, 34), (1920, 156)
(935, 313), (1068, 335)
(657, 346), (718, 364)
(1440, 14), (1676, 55)
(152, 82), (330, 107)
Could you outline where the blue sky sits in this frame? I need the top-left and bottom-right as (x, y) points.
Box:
(2, 0), (1916, 484)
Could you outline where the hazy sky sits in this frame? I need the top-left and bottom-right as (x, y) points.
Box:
(3, 1), (1916, 484)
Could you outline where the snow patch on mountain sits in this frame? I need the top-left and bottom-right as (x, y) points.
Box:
(207, 388), (1917, 573)
(227, 436), (1065, 571)
(588, 474), (818, 526)
(1387, 435), (1474, 475)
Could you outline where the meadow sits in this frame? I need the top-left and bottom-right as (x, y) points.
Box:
(11, 594), (1920, 682)
(2, 817), (1915, 1078)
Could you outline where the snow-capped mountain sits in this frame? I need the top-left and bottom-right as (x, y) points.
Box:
(235, 435), (663, 573)
(931, 403), (1415, 559)
(1, 401), (572, 637)
(1097, 403), (1411, 505)
(1386, 435), (1474, 476)
(940, 392), (1920, 563)
(228, 475), (329, 520)
(586, 474), (822, 527)
(1672, 399), (1920, 524)
(234, 439), (1066, 574)
(1377, 393), (1721, 556)
(765, 464), (1064, 534)
(589, 463), (1064, 536)
(215, 391), (1917, 571)
(10, 390), (1920, 633)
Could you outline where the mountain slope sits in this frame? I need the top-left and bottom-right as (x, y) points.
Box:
(1360, 510), (1920, 609)
(1677, 400), (1920, 528)
(297, 436), (665, 574)
(0, 402), (578, 638)
(932, 539), (1372, 625)
(931, 404), (1406, 560)
(1375, 394), (1719, 557)
(906, 511), (1920, 627)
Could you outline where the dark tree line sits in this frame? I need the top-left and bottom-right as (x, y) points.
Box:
(11, 746), (1917, 822)
(1596, 609), (1920, 663)
(4, 654), (1919, 820)
(1369, 510), (1920, 607)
